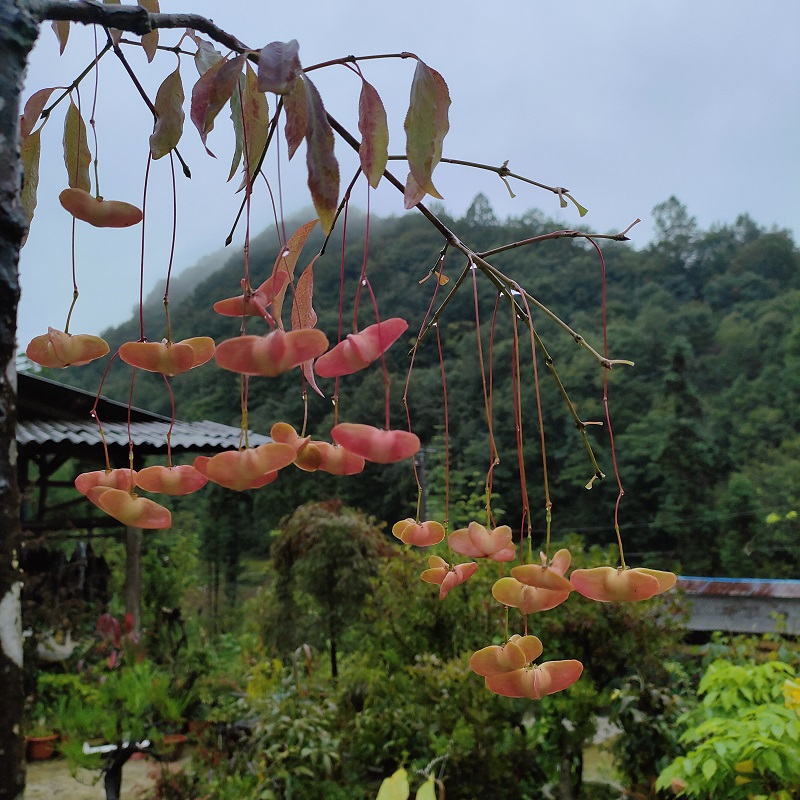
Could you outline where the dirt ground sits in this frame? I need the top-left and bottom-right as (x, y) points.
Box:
(24, 755), (190, 800)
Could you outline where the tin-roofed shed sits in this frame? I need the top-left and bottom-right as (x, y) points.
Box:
(677, 576), (800, 635)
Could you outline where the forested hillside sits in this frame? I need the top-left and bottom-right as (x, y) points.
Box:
(48, 196), (800, 577)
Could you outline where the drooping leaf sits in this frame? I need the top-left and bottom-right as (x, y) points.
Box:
(150, 66), (185, 159)
(291, 255), (319, 332)
(376, 768), (409, 800)
(257, 40), (302, 95)
(193, 35), (223, 75)
(303, 76), (339, 234)
(271, 219), (318, 329)
(139, 0), (159, 63)
(284, 75), (308, 160)
(358, 79), (389, 189)
(51, 20), (69, 55)
(228, 74), (245, 180)
(415, 775), (436, 800)
(238, 63), (270, 189)
(21, 128), (41, 228)
(404, 59), (450, 199)
(292, 255), (324, 397)
(403, 171), (426, 210)
(20, 87), (56, 139)
(63, 99), (91, 192)
(190, 53), (246, 157)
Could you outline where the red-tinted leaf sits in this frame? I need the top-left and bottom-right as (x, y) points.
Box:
(21, 88), (56, 139)
(51, 20), (69, 55)
(358, 80), (389, 189)
(190, 53), (246, 157)
(271, 219), (318, 329)
(63, 99), (91, 192)
(150, 66), (184, 159)
(284, 75), (307, 160)
(192, 35), (223, 75)
(403, 171), (426, 210)
(404, 59), (450, 199)
(257, 40), (301, 95)
(303, 76), (339, 234)
(21, 128), (41, 227)
(291, 255), (319, 332)
(139, 0), (159, 62)
(237, 63), (269, 189)
(292, 255), (323, 396)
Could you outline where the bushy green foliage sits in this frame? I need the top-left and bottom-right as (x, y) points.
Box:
(657, 660), (800, 799)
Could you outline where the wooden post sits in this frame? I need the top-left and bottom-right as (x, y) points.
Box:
(124, 526), (143, 635)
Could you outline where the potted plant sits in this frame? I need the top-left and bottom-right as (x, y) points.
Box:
(24, 702), (59, 761)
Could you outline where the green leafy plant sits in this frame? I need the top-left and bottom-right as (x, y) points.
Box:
(657, 659), (800, 799)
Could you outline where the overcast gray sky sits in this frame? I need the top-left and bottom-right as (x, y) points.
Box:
(18, 0), (800, 354)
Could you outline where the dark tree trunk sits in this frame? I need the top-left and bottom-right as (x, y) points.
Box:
(0, 5), (40, 797)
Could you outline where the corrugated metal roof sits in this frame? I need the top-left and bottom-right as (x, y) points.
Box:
(678, 576), (800, 600)
(16, 373), (271, 455)
(17, 419), (270, 453)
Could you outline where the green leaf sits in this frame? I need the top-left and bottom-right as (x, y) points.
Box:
(237, 63), (270, 189)
(404, 59), (450, 200)
(284, 75), (308, 160)
(139, 0), (159, 62)
(377, 768), (409, 800)
(51, 20), (69, 55)
(415, 775), (436, 800)
(258, 40), (302, 95)
(20, 87), (56, 139)
(63, 98), (91, 192)
(302, 76), (339, 234)
(702, 758), (717, 781)
(21, 128), (41, 227)
(761, 748), (782, 775)
(228, 74), (245, 180)
(190, 54), (246, 157)
(193, 36), (223, 75)
(150, 66), (185, 160)
(358, 79), (389, 189)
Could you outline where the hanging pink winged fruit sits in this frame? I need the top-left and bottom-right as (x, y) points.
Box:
(193, 442), (296, 492)
(27, 327), (109, 368)
(420, 555), (478, 599)
(511, 548), (574, 592)
(75, 468), (137, 495)
(215, 329), (329, 377)
(313, 441), (366, 475)
(269, 422), (322, 472)
(59, 188), (143, 228)
(492, 574), (571, 615)
(135, 464), (208, 496)
(314, 318), (408, 378)
(118, 337), (216, 376)
(392, 518), (445, 547)
(213, 272), (290, 323)
(448, 521), (516, 562)
(470, 634), (583, 698)
(469, 634), (544, 676)
(484, 659), (584, 700)
(86, 486), (171, 529)
(330, 423), (420, 464)
(569, 565), (676, 602)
